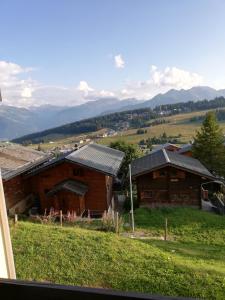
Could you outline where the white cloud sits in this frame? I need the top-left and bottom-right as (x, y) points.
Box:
(77, 81), (94, 96)
(150, 65), (157, 72)
(99, 90), (115, 97)
(118, 66), (204, 100)
(21, 87), (33, 98)
(151, 66), (203, 89)
(0, 60), (206, 107)
(0, 61), (38, 106)
(114, 54), (125, 69)
(0, 61), (25, 81)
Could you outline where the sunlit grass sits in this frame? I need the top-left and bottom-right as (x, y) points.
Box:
(11, 207), (225, 299)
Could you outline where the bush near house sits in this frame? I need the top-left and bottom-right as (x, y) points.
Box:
(11, 207), (225, 300)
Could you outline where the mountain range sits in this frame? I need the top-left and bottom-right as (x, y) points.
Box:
(1, 86), (225, 140)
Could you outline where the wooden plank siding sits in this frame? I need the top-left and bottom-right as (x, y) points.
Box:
(3, 175), (34, 214)
(29, 161), (110, 214)
(136, 166), (203, 208)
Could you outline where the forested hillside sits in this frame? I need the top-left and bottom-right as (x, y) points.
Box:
(13, 97), (225, 144)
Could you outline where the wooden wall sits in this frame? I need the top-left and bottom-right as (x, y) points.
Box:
(136, 166), (204, 208)
(3, 176), (33, 214)
(30, 161), (110, 213)
(47, 191), (84, 215)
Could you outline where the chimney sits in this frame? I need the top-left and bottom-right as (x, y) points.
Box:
(0, 89), (2, 102)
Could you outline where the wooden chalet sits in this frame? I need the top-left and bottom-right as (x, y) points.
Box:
(131, 149), (214, 208)
(0, 143), (124, 216)
(26, 143), (124, 215)
(0, 143), (50, 214)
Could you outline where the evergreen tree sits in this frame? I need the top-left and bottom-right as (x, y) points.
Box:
(192, 111), (225, 176)
(110, 140), (141, 176)
(146, 138), (153, 150)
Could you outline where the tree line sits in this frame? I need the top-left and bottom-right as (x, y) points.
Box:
(12, 96), (225, 145)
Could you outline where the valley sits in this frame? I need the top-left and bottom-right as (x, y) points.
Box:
(2, 86), (225, 140)
(24, 108), (225, 152)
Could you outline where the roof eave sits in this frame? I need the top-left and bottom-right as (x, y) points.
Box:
(65, 158), (118, 177)
(2, 155), (51, 181)
(132, 162), (215, 180)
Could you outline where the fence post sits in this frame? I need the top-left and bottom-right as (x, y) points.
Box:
(164, 218), (168, 241)
(116, 211), (119, 234)
(14, 214), (18, 225)
(87, 210), (91, 223)
(60, 210), (63, 227)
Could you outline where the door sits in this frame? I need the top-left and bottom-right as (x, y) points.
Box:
(50, 190), (83, 215)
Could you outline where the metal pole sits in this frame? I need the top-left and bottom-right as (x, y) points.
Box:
(164, 218), (168, 241)
(129, 164), (135, 233)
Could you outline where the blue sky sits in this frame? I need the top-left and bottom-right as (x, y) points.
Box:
(0, 0), (225, 106)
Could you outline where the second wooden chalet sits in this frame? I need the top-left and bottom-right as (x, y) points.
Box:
(131, 149), (214, 208)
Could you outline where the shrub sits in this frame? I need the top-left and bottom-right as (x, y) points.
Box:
(101, 211), (115, 232)
(123, 195), (139, 211)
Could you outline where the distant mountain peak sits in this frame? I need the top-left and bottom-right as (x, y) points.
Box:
(132, 86), (225, 109)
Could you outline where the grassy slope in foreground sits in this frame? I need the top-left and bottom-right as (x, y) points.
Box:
(11, 208), (225, 300)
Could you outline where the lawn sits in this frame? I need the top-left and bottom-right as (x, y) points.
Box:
(11, 208), (225, 300)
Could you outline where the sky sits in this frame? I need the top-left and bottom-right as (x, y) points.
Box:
(0, 0), (225, 107)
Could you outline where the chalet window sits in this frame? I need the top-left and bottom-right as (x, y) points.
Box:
(159, 170), (167, 177)
(142, 190), (153, 198)
(170, 170), (177, 177)
(171, 193), (189, 202)
(170, 169), (185, 179)
(153, 170), (167, 179)
(73, 168), (84, 176)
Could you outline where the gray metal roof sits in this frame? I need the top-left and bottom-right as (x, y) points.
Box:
(26, 151), (73, 177)
(2, 156), (50, 181)
(66, 143), (124, 176)
(131, 149), (214, 179)
(46, 180), (88, 197)
(0, 142), (50, 180)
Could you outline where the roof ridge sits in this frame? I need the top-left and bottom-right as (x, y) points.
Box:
(66, 143), (90, 157)
(91, 142), (125, 155)
(163, 148), (170, 163)
(67, 142), (124, 158)
(169, 149), (200, 163)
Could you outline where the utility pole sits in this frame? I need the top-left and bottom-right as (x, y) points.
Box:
(129, 164), (135, 233)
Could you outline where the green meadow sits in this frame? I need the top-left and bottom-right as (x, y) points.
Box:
(11, 207), (225, 300)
